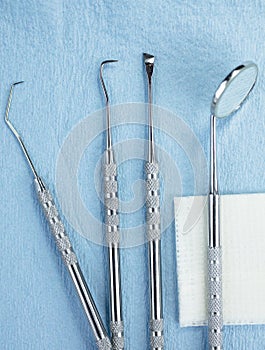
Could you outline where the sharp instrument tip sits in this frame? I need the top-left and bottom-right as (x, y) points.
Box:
(143, 53), (155, 65)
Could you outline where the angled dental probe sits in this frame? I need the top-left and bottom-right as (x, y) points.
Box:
(100, 61), (124, 350)
(5, 82), (112, 350)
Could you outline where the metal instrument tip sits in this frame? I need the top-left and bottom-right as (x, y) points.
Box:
(143, 53), (155, 79)
(100, 59), (118, 156)
(143, 53), (155, 65)
(5, 81), (24, 123)
(4, 81), (39, 178)
(13, 81), (24, 86)
(100, 60), (118, 68)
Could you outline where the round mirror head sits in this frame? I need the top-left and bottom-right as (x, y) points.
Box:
(211, 62), (258, 118)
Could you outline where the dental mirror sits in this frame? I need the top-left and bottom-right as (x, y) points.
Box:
(208, 61), (258, 350)
(211, 62), (258, 118)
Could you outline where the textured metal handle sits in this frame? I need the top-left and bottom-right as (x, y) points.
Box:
(96, 338), (112, 350)
(150, 319), (164, 349)
(104, 163), (124, 350)
(110, 321), (124, 350)
(34, 177), (112, 349)
(146, 162), (164, 350)
(35, 180), (78, 266)
(104, 163), (120, 245)
(208, 246), (223, 349)
(146, 162), (161, 242)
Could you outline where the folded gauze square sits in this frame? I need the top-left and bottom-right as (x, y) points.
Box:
(174, 193), (265, 327)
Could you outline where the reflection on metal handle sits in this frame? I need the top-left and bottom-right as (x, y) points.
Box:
(35, 177), (112, 349)
(208, 193), (222, 349)
(208, 194), (220, 248)
(146, 162), (164, 350)
(208, 246), (223, 349)
(104, 159), (124, 350)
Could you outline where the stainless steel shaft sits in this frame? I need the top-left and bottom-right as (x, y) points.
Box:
(208, 115), (223, 349)
(146, 162), (164, 350)
(35, 177), (112, 350)
(208, 193), (223, 350)
(144, 53), (164, 350)
(104, 153), (124, 350)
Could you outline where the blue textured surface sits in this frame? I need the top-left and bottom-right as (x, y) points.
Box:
(1, 1), (265, 349)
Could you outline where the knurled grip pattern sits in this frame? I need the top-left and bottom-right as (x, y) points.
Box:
(146, 162), (159, 175)
(104, 163), (120, 245)
(147, 178), (160, 191)
(36, 185), (77, 266)
(150, 319), (163, 332)
(150, 335), (164, 349)
(150, 319), (164, 349)
(147, 212), (161, 225)
(35, 179), (112, 349)
(208, 247), (223, 349)
(145, 162), (161, 241)
(112, 337), (124, 350)
(96, 337), (112, 350)
(111, 321), (124, 349)
(110, 320), (124, 333)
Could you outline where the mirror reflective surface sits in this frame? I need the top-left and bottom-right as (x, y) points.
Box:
(211, 62), (258, 118)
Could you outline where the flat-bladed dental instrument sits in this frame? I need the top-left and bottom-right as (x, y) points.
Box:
(144, 53), (164, 350)
(100, 61), (124, 350)
(208, 62), (258, 350)
(5, 82), (112, 350)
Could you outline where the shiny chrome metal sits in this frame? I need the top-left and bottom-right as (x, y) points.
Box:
(147, 223), (163, 350)
(100, 61), (124, 350)
(5, 82), (111, 349)
(208, 62), (258, 349)
(100, 59), (118, 163)
(149, 240), (163, 318)
(209, 114), (220, 248)
(144, 53), (155, 163)
(4, 81), (39, 179)
(68, 263), (108, 340)
(144, 53), (164, 350)
(108, 243), (122, 319)
(208, 193), (220, 248)
(211, 62), (258, 118)
(210, 115), (218, 196)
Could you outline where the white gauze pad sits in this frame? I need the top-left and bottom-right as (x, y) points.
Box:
(175, 193), (265, 327)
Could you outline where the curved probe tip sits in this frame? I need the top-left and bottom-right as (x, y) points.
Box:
(13, 81), (24, 86)
(100, 60), (118, 103)
(5, 81), (24, 124)
(100, 59), (118, 68)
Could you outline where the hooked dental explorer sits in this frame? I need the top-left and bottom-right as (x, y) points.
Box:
(208, 62), (258, 349)
(144, 53), (164, 350)
(4, 82), (112, 350)
(100, 61), (124, 350)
